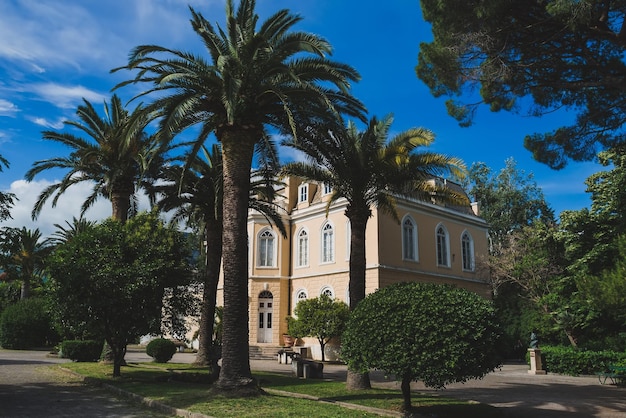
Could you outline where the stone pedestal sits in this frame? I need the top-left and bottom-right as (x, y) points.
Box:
(528, 348), (546, 375)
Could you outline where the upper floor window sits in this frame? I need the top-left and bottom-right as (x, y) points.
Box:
(321, 222), (335, 263)
(323, 182), (332, 195)
(296, 229), (309, 267)
(257, 229), (276, 267)
(298, 183), (309, 203)
(402, 216), (418, 261)
(461, 231), (475, 271)
(436, 224), (450, 267)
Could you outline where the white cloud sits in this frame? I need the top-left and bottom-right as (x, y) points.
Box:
(30, 83), (105, 110)
(28, 116), (65, 130)
(0, 99), (19, 116)
(1, 179), (150, 238)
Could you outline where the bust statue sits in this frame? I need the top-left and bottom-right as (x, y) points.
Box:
(529, 331), (539, 349)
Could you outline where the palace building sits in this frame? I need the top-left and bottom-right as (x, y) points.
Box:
(215, 176), (490, 359)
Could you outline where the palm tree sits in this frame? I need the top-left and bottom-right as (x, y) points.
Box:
(281, 114), (467, 389)
(25, 94), (163, 223)
(152, 144), (286, 374)
(46, 217), (97, 247)
(0, 155), (16, 222)
(114, 0), (364, 392)
(0, 227), (51, 299)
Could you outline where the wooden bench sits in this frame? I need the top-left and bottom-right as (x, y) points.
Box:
(597, 365), (626, 385)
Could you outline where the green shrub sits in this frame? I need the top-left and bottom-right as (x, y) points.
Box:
(146, 338), (177, 363)
(537, 346), (626, 375)
(0, 298), (58, 349)
(59, 340), (103, 362)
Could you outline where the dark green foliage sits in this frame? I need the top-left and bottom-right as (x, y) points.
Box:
(417, 0), (626, 169)
(538, 346), (626, 376)
(146, 338), (177, 363)
(0, 298), (58, 349)
(46, 212), (193, 376)
(60, 340), (103, 362)
(342, 282), (501, 411)
(288, 295), (350, 362)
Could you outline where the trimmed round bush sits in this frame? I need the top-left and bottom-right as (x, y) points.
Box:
(146, 338), (177, 363)
(0, 298), (58, 349)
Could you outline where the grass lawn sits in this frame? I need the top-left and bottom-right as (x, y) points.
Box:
(59, 362), (506, 417)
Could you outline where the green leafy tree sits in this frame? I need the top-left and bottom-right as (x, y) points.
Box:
(114, 0), (364, 393)
(46, 212), (192, 377)
(466, 159), (559, 352)
(560, 146), (626, 277)
(468, 158), (554, 252)
(288, 295), (350, 362)
(417, 1), (626, 169)
(342, 282), (501, 412)
(281, 114), (466, 388)
(25, 94), (163, 222)
(0, 227), (52, 299)
(579, 234), (626, 330)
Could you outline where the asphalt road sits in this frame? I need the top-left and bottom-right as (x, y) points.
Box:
(0, 349), (171, 418)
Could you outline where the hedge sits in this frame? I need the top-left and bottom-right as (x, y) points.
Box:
(535, 346), (626, 375)
(59, 340), (103, 362)
(146, 338), (177, 363)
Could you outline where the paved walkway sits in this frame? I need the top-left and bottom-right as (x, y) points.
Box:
(1, 349), (626, 417)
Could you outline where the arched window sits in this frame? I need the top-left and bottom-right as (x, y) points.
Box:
(321, 222), (334, 263)
(402, 215), (418, 261)
(257, 229), (275, 267)
(296, 229), (309, 267)
(320, 285), (335, 299)
(436, 224), (450, 267)
(295, 289), (308, 308)
(461, 231), (475, 271)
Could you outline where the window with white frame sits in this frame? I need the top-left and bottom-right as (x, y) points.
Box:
(436, 224), (450, 267)
(295, 289), (308, 307)
(402, 216), (418, 261)
(461, 231), (475, 271)
(296, 229), (309, 267)
(257, 229), (276, 267)
(298, 183), (308, 203)
(320, 285), (334, 299)
(321, 222), (334, 263)
(323, 182), (332, 195)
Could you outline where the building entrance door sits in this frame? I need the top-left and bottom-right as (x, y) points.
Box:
(257, 290), (273, 343)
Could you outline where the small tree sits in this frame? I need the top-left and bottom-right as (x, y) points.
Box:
(288, 295), (350, 362)
(46, 212), (193, 377)
(342, 282), (501, 412)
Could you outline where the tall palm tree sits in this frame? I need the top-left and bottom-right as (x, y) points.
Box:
(0, 227), (51, 299)
(25, 94), (163, 223)
(281, 114), (468, 389)
(114, 0), (364, 392)
(152, 144), (286, 373)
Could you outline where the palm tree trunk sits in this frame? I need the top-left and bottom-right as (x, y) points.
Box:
(20, 278), (31, 300)
(111, 190), (132, 222)
(346, 208), (372, 390)
(194, 221), (222, 371)
(215, 129), (258, 394)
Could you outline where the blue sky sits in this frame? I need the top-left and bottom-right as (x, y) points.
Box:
(0, 0), (599, 237)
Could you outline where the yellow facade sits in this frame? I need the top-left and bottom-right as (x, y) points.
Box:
(216, 176), (491, 352)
